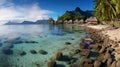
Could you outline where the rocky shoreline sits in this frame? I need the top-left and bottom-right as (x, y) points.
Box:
(84, 26), (120, 67)
(46, 25), (120, 67)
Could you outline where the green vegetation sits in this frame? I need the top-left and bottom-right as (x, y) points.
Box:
(94, 0), (120, 21)
(48, 18), (55, 24)
(57, 7), (93, 22)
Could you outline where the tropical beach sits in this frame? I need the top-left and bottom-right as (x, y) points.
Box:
(0, 0), (120, 67)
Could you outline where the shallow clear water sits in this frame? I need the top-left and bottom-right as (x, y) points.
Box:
(0, 24), (86, 67)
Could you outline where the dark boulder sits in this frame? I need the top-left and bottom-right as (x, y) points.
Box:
(83, 62), (93, 67)
(65, 42), (72, 45)
(20, 51), (26, 56)
(90, 44), (99, 49)
(80, 58), (93, 67)
(47, 61), (56, 67)
(25, 41), (38, 43)
(39, 49), (47, 55)
(30, 50), (37, 54)
(79, 42), (86, 49)
(79, 49), (90, 57)
(74, 49), (80, 54)
(54, 52), (63, 60)
(2, 48), (13, 55)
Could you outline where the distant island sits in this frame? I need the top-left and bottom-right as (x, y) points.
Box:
(49, 7), (94, 24)
(5, 20), (49, 25)
(5, 7), (94, 25)
(57, 7), (93, 21)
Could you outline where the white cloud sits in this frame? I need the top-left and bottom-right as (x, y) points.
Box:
(0, 0), (54, 24)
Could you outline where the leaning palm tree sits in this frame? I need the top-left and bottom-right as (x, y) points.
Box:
(114, 0), (120, 18)
(111, 0), (120, 18)
(94, 0), (118, 21)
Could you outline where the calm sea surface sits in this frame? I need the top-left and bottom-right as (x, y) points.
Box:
(0, 24), (86, 67)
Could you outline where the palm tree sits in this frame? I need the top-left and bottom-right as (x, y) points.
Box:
(115, 0), (120, 18)
(112, 0), (120, 18)
(94, 0), (119, 21)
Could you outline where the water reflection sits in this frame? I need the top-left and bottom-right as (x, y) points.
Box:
(50, 25), (65, 36)
(0, 24), (83, 39)
(49, 24), (83, 36)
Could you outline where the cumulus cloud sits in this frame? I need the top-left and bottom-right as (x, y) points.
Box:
(0, 0), (54, 24)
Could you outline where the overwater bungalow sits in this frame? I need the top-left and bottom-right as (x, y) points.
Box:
(78, 19), (84, 24)
(56, 20), (63, 24)
(73, 19), (79, 24)
(73, 19), (84, 24)
(68, 20), (73, 24)
(86, 17), (98, 25)
(64, 20), (68, 24)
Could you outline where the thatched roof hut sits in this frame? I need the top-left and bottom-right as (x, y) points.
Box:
(78, 19), (84, 23)
(64, 20), (68, 24)
(56, 20), (63, 24)
(74, 19), (79, 23)
(85, 17), (98, 25)
(68, 20), (73, 24)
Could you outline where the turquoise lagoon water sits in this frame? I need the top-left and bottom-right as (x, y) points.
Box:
(0, 24), (86, 67)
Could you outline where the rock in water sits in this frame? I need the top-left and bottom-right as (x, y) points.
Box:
(65, 42), (71, 45)
(54, 52), (63, 60)
(79, 49), (90, 57)
(2, 48), (13, 55)
(25, 41), (38, 43)
(39, 49), (47, 55)
(20, 51), (26, 56)
(30, 50), (37, 54)
(74, 49), (80, 54)
(90, 44), (99, 49)
(47, 61), (56, 67)
(84, 62), (93, 67)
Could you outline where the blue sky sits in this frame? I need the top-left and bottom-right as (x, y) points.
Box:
(13, 0), (94, 20)
(0, 0), (94, 24)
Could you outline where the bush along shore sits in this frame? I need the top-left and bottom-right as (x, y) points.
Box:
(46, 26), (120, 67)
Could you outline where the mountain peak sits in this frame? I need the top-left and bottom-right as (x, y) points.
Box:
(75, 7), (81, 11)
(57, 7), (93, 21)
